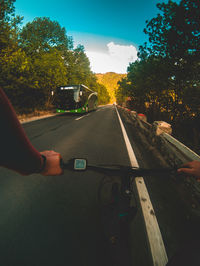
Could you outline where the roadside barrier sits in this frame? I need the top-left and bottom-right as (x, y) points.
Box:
(117, 105), (200, 216)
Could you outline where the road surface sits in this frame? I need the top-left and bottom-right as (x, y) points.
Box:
(0, 105), (200, 266)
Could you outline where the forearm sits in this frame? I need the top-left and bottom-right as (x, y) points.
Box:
(0, 88), (43, 175)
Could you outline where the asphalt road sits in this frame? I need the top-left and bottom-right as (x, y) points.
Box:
(0, 105), (200, 266)
(0, 105), (132, 266)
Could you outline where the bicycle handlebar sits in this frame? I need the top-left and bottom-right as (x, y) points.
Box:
(60, 158), (176, 177)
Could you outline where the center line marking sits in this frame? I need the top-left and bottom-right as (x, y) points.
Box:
(75, 114), (90, 121)
(75, 116), (84, 120)
(115, 106), (168, 266)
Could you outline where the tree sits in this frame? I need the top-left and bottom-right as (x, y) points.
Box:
(1, 13), (70, 111)
(115, 77), (127, 106)
(16, 17), (73, 110)
(0, 0), (29, 111)
(96, 72), (126, 103)
(96, 83), (110, 105)
(0, 0), (23, 50)
(0, 1), (111, 112)
(65, 45), (91, 84)
(32, 48), (68, 108)
(137, 0), (200, 119)
(0, 0), (15, 22)
(117, 0), (200, 151)
(20, 17), (72, 55)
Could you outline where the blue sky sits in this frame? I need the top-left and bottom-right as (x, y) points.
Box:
(15, 0), (180, 73)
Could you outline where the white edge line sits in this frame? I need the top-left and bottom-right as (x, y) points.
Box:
(115, 106), (168, 266)
(135, 177), (168, 265)
(115, 108), (139, 167)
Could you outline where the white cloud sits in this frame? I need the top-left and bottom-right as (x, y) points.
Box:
(86, 42), (138, 74)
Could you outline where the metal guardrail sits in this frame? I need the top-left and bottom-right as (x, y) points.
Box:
(117, 106), (200, 215)
(117, 105), (200, 266)
(119, 107), (200, 194)
(118, 106), (200, 165)
(162, 133), (200, 161)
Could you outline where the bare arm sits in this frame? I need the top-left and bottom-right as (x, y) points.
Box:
(0, 88), (62, 176)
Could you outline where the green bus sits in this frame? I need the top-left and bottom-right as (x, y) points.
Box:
(55, 84), (98, 113)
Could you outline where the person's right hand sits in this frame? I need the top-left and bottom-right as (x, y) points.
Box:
(177, 161), (200, 181)
(40, 150), (63, 176)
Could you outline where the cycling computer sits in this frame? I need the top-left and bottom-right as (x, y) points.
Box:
(74, 159), (87, 170)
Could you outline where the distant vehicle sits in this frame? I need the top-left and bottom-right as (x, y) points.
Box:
(54, 84), (98, 113)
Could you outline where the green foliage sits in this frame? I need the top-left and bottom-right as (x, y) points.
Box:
(19, 17), (72, 54)
(0, 0), (31, 111)
(0, 0), (22, 51)
(0, 1), (111, 113)
(119, 0), (200, 117)
(64, 45), (110, 104)
(0, 46), (47, 112)
(118, 0), (200, 151)
(66, 45), (91, 84)
(0, 0), (15, 23)
(96, 83), (111, 105)
(142, 0), (200, 58)
(96, 72), (126, 103)
(115, 81), (127, 106)
(31, 49), (68, 108)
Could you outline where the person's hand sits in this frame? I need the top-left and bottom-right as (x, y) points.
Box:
(177, 161), (200, 181)
(40, 150), (63, 176)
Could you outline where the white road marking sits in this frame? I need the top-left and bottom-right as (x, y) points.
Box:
(115, 108), (139, 167)
(75, 114), (90, 121)
(135, 177), (168, 266)
(115, 106), (168, 266)
(97, 107), (105, 111)
(75, 116), (84, 121)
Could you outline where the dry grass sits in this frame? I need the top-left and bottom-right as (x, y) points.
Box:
(17, 109), (57, 123)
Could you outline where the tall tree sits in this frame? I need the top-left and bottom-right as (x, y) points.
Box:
(20, 17), (72, 55)
(138, 0), (200, 119)
(96, 83), (110, 105)
(66, 45), (91, 84)
(32, 49), (68, 108)
(0, 1), (111, 112)
(0, 0), (22, 50)
(0, 0), (27, 110)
